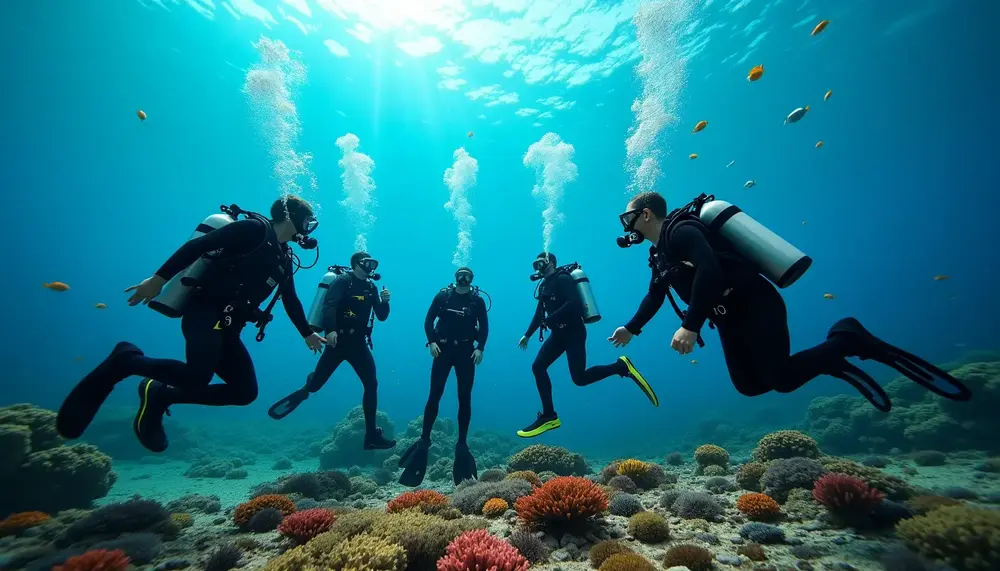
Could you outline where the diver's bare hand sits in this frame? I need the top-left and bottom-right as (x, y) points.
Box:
(125, 275), (166, 306)
(429, 342), (441, 358)
(517, 336), (529, 350)
(609, 326), (633, 348)
(305, 333), (326, 354)
(472, 349), (484, 365)
(326, 331), (339, 348)
(671, 326), (698, 355)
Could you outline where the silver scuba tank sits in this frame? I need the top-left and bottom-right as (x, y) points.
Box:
(148, 213), (235, 318)
(697, 200), (812, 288)
(306, 267), (341, 333)
(569, 266), (602, 324)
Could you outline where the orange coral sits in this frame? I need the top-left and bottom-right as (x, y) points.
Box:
(736, 493), (781, 520)
(617, 459), (650, 479)
(53, 549), (129, 571)
(482, 498), (509, 517)
(386, 489), (449, 513)
(0, 511), (50, 537)
(233, 494), (296, 527)
(506, 470), (543, 487)
(514, 476), (608, 530)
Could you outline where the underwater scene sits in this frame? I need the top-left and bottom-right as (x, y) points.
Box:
(3, 0), (1000, 570)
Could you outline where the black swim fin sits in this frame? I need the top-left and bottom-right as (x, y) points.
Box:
(829, 317), (972, 402)
(829, 358), (892, 412)
(57, 342), (143, 439)
(398, 438), (430, 488)
(268, 388), (309, 420)
(453, 442), (478, 485)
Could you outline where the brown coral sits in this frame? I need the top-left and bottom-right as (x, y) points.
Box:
(627, 512), (669, 543)
(598, 552), (657, 571)
(737, 543), (767, 561)
(735, 493), (781, 520)
(662, 544), (714, 571)
(588, 539), (633, 568)
(735, 461), (768, 492)
(505, 471), (543, 488)
(907, 495), (962, 515)
(234, 495), (296, 528)
(693, 444), (729, 469)
(752, 430), (821, 461)
(481, 498), (509, 518)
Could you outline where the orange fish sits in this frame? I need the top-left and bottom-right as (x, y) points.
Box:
(823, 293), (835, 300)
(811, 20), (830, 36)
(467, 131), (474, 138)
(95, 303), (108, 309)
(137, 110), (147, 121)
(747, 64), (764, 82)
(933, 275), (950, 281)
(43, 282), (71, 292)
(692, 120), (708, 133)
(815, 141), (824, 148)
(824, 90), (832, 102)
(689, 153), (699, 160)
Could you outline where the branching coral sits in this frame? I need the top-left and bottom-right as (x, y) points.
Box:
(279, 508), (337, 544)
(895, 504), (1000, 571)
(812, 473), (885, 524)
(822, 458), (912, 500)
(514, 476), (608, 532)
(736, 493), (781, 520)
(386, 490), (449, 514)
(327, 533), (407, 570)
(436, 529), (529, 571)
(233, 495), (296, 528)
(752, 430), (821, 461)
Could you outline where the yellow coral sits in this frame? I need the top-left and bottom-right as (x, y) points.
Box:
(616, 459), (650, 479)
(693, 444), (729, 469)
(752, 430), (820, 461)
(327, 533), (407, 570)
(896, 504), (1000, 571)
(505, 471), (543, 487)
(482, 498), (509, 517)
(170, 513), (194, 529)
(627, 512), (670, 544)
(599, 552), (657, 571)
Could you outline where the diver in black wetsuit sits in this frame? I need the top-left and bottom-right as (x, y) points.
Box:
(515, 252), (659, 439)
(398, 267), (489, 487)
(269, 251), (395, 450)
(610, 191), (973, 411)
(56, 196), (327, 452)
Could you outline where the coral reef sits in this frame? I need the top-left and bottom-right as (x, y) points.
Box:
(600, 552), (656, 571)
(752, 430), (821, 461)
(507, 528), (549, 563)
(233, 495), (296, 529)
(896, 504), (1000, 570)
(0, 511), (51, 537)
(607, 475), (637, 494)
(59, 498), (174, 544)
(386, 490), (449, 514)
(735, 461), (767, 491)
(451, 479), (533, 515)
(911, 450), (947, 466)
(662, 544), (714, 571)
(670, 491), (723, 520)
(505, 470), (543, 488)
(278, 508), (337, 544)
(739, 522), (785, 544)
(735, 493), (781, 520)
(821, 458), (912, 500)
(90, 533), (162, 565)
(0, 404), (116, 516)
(627, 512), (669, 543)
(812, 473), (885, 526)
(247, 508), (284, 533)
(204, 544), (242, 571)
(52, 549), (129, 571)
(589, 540), (633, 567)
(507, 444), (589, 476)
(514, 476), (608, 532)
(737, 543), (767, 561)
(478, 468), (506, 482)
(760, 457), (826, 502)
(693, 444), (729, 471)
(437, 529), (529, 571)
(318, 406), (396, 469)
(609, 493), (644, 517)
(481, 498), (508, 517)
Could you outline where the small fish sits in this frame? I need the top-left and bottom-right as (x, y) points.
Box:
(692, 120), (708, 133)
(815, 141), (824, 148)
(747, 64), (764, 82)
(933, 275), (950, 281)
(784, 105), (810, 124)
(691, 359), (698, 365)
(802, 220), (808, 225)
(823, 293), (836, 300)
(689, 153), (699, 159)
(43, 281), (71, 292)
(811, 20), (830, 36)
(95, 303), (108, 309)
(467, 131), (474, 138)
(726, 160), (735, 167)
(744, 180), (756, 189)
(824, 89), (833, 102)
(137, 109), (147, 121)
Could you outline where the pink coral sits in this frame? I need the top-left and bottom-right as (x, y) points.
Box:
(277, 508), (337, 544)
(812, 473), (885, 518)
(436, 529), (530, 571)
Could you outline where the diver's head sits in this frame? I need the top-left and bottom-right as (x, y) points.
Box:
(351, 251), (379, 279)
(618, 191), (667, 248)
(532, 252), (557, 278)
(270, 195), (318, 244)
(455, 267), (474, 289)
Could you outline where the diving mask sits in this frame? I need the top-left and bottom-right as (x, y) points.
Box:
(359, 257), (379, 275)
(532, 258), (549, 272)
(455, 269), (473, 286)
(297, 215), (318, 235)
(617, 208), (645, 248)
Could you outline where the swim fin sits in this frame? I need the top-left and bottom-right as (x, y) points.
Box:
(453, 442), (478, 485)
(268, 388), (309, 420)
(57, 342), (143, 439)
(829, 317), (972, 402)
(398, 437), (430, 488)
(828, 358), (892, 412)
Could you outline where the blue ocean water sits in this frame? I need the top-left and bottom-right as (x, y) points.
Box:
(2, 0), (997, 460)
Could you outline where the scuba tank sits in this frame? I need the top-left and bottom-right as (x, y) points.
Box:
(306, 265), (382, 333)
(532, 262), (602, 324)
(696, 198), (812, 288)
(148, 212), (235, 318)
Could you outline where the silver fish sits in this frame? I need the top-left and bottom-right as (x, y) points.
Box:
(785, 106), (809, 124)
(744, 180), (756, 189)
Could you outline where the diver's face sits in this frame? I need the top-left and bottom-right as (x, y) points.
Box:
(533, 257), (553, 276)
(627, 201), (655, 242)
(455, 270), (473, 287)
(355, 257), (378, 276)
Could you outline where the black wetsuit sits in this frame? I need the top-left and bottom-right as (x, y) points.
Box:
(526, 272), (627, 415)
(124, 218), (313, 406)
(422, 287), (489, 444)
(625, 218), (858, 397)
(306, 273), (389, 434)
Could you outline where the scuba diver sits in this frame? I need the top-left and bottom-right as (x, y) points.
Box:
(399, 266), (490, 487)
(56, 197), (327, 452)
(516, 252), (659, 438)
(611, 191), (972, 411)
(268, 251), (395, 451)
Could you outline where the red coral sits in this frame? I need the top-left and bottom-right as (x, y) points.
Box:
(278, 508), (337, 544)
(386, 489), (449, 513)
(53, 549), (130, 571)
(514, 476), (608, 530)
(812, 473), (885, 517)
(436, 529), (530, 571)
